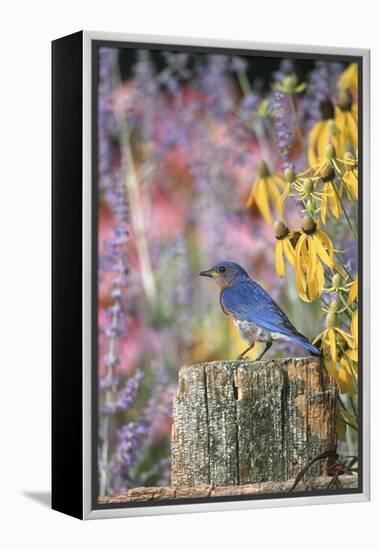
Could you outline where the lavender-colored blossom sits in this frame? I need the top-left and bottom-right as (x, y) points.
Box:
(273, 59), (295, 83)
(230, 56), (248, 73)
(269, 91), (293, 170)
(98, 48), (118, 190)
(195, 54), (235, 120)
(240, 92), (260, 122)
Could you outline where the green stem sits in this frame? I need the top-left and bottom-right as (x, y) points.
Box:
(236, 70), (252, 95)
(339, 292), (355, 317)
(119, 120), (158, 312)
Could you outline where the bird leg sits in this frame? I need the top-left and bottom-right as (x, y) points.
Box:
(255, 342), (272, 360)
(236, 344), (255, 360)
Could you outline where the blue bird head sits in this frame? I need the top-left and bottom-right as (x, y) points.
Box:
(199, 261), (250, 288)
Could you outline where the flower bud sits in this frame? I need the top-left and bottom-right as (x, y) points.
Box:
(301, 214), (317, 235)
(325, 144), (336, 161)
(330, 299), (340, 312)
(320, 99), (335, 120)
(284, 167), (296, 183)
(257, 160), (270, 178)
(321, 164), (336, 182)
(326, 312), (337, 328)
(273, 220), (289, 240)
(337, 90), (353, 112)
(332, 273), (342, 289)
(303, 178), (314, 195)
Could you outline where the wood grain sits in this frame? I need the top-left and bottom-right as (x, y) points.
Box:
(171, 357), (337, 487)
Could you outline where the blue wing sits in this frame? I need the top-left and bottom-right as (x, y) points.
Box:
(221, 280), (321, 356)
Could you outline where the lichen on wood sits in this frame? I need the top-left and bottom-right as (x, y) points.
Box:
(171, 357), (337, 487)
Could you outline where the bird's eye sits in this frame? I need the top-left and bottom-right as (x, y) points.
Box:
(219, 266), (226, 273)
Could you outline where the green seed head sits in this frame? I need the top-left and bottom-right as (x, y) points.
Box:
(320, 99), (335, 121)
(273, 220), (289, 239)
(301, 214), (317, 235)
(257, 160), (270, 178)
(321, 163), (336, 182)
(332, 273), (342, 289)
(326, 312), (337, 328)
(337, 89), (353, 112)
(303, 178), (314, 195)
(284, 167), (296, 183)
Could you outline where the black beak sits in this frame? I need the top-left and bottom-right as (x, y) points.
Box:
(199, 269), (214, 278)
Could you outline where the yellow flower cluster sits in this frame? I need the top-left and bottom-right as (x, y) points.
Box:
(246, 63), (359, 418)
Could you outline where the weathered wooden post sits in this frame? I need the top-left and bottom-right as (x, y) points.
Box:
(171, 357), (337, 487)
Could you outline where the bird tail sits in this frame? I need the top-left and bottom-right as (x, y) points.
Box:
(290, 335), (322, 357)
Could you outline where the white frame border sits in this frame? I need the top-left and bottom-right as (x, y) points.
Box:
(82, 31), (370, 520)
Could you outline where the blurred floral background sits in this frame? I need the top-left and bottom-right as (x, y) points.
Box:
(97, 47), (359, 496)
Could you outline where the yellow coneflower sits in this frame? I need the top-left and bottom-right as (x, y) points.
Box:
(308, 100), (344, 167)
(338, 63), (358, 97)
(272, 220), (297, 278)
(335, 89), (358, 153)
(313, 301), (356, 394)
(246, 160), (286, 224)
(313, 301), (353, 362)
(294, 214), (336, 302)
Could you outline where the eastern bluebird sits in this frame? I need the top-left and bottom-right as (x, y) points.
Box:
(199, 261), (321, 360)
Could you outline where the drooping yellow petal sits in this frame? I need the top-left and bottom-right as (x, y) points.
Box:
(351, 310), (358, 348)
(348, 276), (358, 304)
(307, 265), (318, 302)
(307, 235), (317, 282)
(283, 238), (296, 266)
(339, 359), (357, 396)
(294, 234), (309, 301)
(314, 233), (335, 269)
(275, 240), (285, 278)
(316, 261), (325, 296)
(246, 181), (257, 208)
(329, 183), (342, 219)
(342, 170), (358, 200)
(308, 121), (328, 167)
(320, 183), (329, 223)
(346, 348), (358, 362)
(254, 179), (272, 223)
(318, 229), (335, 258)
(324, 357), (339, 380)
(338, 63), (358, 96)
(326, 328), (337, 363)
(335, 327), (354, 347)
